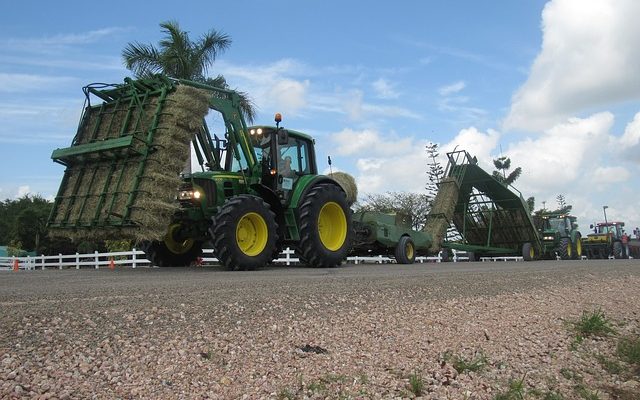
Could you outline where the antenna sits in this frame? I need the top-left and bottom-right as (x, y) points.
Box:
(328, 156), (333, 175)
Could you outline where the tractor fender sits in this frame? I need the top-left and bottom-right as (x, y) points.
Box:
(288, 175), (344, 209)
(570, 230), (582, 243)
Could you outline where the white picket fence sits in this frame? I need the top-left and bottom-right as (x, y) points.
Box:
(0, 248), (469, 271)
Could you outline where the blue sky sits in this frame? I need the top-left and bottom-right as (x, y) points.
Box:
(1, 0), (639, 232)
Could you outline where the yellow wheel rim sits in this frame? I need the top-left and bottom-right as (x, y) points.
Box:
(164, 224), (194, 255)
(575, 238), (582, 257)
(567, 242), (572, 257)
(318, 202), (347, 251)
(236, 212), (268, 256)
(529, 246), (535, 259)
(406, 241), (414, 260)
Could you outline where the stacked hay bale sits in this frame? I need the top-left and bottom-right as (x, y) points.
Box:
(329, 172), (358, 206)
(50, 83), (210, 242)
(126, 84), (209, 241)
(423, 177), (460, 254)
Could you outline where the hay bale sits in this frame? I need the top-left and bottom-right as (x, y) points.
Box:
(423, 177), (460, 253)
(329, 172), (358, 205)
(50, 82), (211, 241)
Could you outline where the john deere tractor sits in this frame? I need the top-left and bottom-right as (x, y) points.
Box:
(534, 213), (582, 260)
(48, 76), (352, 270)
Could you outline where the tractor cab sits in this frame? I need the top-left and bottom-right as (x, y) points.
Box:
(537, 214), (575, 239)
(245, 120), (317, 202)
(591, 222), (624, 239)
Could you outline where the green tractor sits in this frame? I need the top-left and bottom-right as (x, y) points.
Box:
(48, 76), (352, 270)
(582, 221), (625, 259)
(532, 213), (582, 260)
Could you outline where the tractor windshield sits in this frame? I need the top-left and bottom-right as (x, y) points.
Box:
(548, 218), (568, 232)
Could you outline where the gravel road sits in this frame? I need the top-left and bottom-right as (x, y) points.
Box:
(1, 259), (639, 399)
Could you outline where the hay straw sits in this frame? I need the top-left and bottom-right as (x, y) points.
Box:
(329, 172), (358, 205)
(423, 177), (460, 253)
(50, 83), (211, 241)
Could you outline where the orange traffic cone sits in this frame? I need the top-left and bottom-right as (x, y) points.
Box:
(109, 258), (116, 270)
(13, 259), (19, 272)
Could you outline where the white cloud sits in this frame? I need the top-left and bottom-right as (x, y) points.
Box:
(442, 127), (500, 171)
(504, 0), (640, 131)
(506, 112), (614, 193)
(372, 78), (399, 99)
(330, 128), (413, 157)
(591, 166), (630, 186)
(438, 81), (466, 96)
(266, 79), (309, 115)
(16, 186), (31, 198)
(2, 27), (128, 50)
(343, 89), (420, 121)
(618, 111), (640, 163)
(0, 73), (76, 93)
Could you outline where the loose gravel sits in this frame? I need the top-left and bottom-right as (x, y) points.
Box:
(1, 260), (639, 399)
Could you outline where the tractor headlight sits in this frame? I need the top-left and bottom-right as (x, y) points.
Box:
(178, 189), (202, 201)
(543, 235), (555, 241)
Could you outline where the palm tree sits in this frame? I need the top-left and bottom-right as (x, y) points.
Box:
(122, 21), (256, 122)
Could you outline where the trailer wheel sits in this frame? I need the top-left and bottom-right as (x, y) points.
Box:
(559, 238), (573, 260)
(395, 236), (415, 264)
(297, 183), (352, 267)
(211, 195), (277, 271)
(522, 242), (535, 261)
(141, 237), (203, 268)
(467, 252), (477, 262)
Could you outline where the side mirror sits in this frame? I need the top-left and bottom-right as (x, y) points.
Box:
(277, 128), (289, 145)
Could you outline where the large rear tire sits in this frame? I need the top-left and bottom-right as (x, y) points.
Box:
(395, 236), (416, 264)
(211, 195), (278, 271)
(613, 241), (624, 259)
(572, 235), (583, 259)
(559, 238), (573, 260)
(297, 184), (352, 267)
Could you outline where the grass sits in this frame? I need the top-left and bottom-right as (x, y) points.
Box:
(493, 375), (526, 400)
(276, 388), (295, 400)
(617, 335), (640, 368)
(542, 391), (565, 400)
(573, 309), (616, 339)
(574, 384), (601, 400)
(595, 354), (625, 375)
(443, 349), (488, 373)
(408, 372), (424, 396)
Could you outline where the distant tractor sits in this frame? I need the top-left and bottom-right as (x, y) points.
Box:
(582, 222), (626, 259)
(532, 213), (582, 260)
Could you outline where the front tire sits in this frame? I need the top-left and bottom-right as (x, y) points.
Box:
(559, 238), (573, 260)
(141, 237), (203, 268)
(522, 242), (535, 261)
(211, 195), (278, 271)
(297, 184), (352, 267)
(395, 236), (415, 264)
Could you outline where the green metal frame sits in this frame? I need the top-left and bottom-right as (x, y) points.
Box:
(441, 150), (541, 256)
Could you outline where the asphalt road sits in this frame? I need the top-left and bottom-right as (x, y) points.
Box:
(1, 259), (638, 303)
